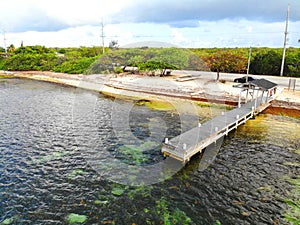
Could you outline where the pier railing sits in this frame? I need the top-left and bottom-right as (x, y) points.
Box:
(162, 94), (275, 163)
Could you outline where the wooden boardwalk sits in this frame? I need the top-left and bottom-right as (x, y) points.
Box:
(161, 97), (273, 163)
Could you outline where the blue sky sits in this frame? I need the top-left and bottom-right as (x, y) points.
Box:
(0, 0), (299, 48)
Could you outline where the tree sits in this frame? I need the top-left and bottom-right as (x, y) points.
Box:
(250, 50), (282, 75)
(203, 50), (247, 81)
(7, 44), (15, 53)
(187, 54), (210, 71)
(109, 40), (119, 49)
(137, 61), (178, 76)
(87, 47), (209, 75)
(137, 48), (188, 76)
(151, 48), (189, 69)
(286, 51), (300, 77)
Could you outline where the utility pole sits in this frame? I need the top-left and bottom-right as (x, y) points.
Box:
(280, 4), (290, 76)
(2, 29), (7, 53)
(101, 19), (105, 54)
(246, 46), (252, 82)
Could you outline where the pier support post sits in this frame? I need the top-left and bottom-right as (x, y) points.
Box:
(266, 91), (269, 104)
(260, 91), (265, 106)
(165, 138), (169, 144)
(254, 89), (259, 109)
(238, 91), (242, 108)
(245, 89), (249, 103)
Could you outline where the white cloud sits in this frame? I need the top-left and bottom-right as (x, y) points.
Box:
(0, 0), (37, 29)
(5, 19), (298, 48)
(7, 26), (100, 47)
(1, 0), (299, 48)
(30, 0), (136, 26)
(170, 29), (188, 46)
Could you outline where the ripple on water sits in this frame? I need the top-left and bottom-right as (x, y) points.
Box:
(0, 79), (299, 224)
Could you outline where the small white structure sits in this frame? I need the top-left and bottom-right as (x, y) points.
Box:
(233, 78), (278, 108)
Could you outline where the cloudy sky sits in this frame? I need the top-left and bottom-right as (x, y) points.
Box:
(0, 0), (299, 48)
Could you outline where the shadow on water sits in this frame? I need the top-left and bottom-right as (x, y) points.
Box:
(0, 79), (299, 224)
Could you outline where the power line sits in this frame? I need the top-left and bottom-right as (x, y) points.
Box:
(104, 31), (285, 39)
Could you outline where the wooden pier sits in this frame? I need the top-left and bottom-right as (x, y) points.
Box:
(162, 79), (278, 163)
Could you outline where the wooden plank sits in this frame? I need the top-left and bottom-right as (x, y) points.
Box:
(162, 96), (272, 162)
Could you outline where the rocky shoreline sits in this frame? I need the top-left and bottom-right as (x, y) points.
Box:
(1, 71), (299, 118)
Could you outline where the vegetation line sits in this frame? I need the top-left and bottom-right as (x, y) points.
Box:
(0, 45), (299, 77)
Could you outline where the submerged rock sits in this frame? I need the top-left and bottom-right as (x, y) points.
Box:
(67, 213), (87, 224)
(111, 187), (125, 196)
(0, 218), (14, 225)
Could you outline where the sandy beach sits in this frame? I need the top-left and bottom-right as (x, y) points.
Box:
(1, 70), (300, 115)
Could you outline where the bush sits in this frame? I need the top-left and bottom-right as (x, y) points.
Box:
(53, 57), (96, 74)
(4, 53), (58, 71)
